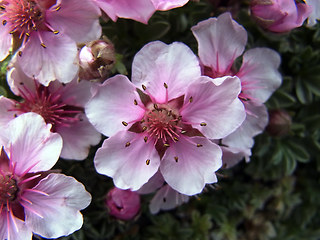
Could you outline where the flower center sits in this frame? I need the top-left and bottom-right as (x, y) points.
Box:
(142, 104), (182, 144)
(0, 174), (18, 205)
(13, 83), (83, 131)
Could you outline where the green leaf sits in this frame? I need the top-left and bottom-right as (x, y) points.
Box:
(286, 141), (310, 163)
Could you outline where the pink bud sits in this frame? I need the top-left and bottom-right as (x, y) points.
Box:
(266, 109), (292, 137)
(79, 37), (116, 81)
(105, 187), (141, 221)
(250, 0), (312, 33)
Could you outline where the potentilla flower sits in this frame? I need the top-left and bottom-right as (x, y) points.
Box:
(305, 0), (320, 26)
(106, 187), (141, 221)
(0, 113), (92, 240)
(250, 0), (311, 32)
(0, 0), (101, 85)
(85, 41), (246, 195)
(0, 58), (101, 160)
(92, 0), (189, 24)
(191, 12), (282, 165)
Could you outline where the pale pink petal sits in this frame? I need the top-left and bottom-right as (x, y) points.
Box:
(151, 0), (189, 10)
(94, 131), (161, 191)
(191, 12), (247, 75)
(149, 185), (189, 214)
(18, 32), (78, 86)
(132, 41), (201, 103)
(306, 0), (320, 26)
(0, 96), (16, 127)
(23, 173), (91, 239)
(237, 48), (282, 103)
(138, 171), (164, 194)
(160, 136), (222, 195)
(57, 114), (101, 160)
(222, 102), (268, 156)
(47, 0), (101, 42)
(220, 146), (248, 169)
(181, 76), (246, 139)
(0, 19), (12, 61)
(94, 0), (155, 24)
(85, 75), (146, 137)
(0, 212), (32, 240)
(2, 113), (62, 174)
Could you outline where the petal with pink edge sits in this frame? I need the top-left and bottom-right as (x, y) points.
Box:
(220, 146), (249, 169)
(85, 75), (146, 137)
(138, 171), (164, 194)
(1, 113), (62, 175)
(132, 41), (201, 103)
(306, 0), (320, 26)
(18, 32), (78, 86)
(0, 96), (17, 127)
(23, 173), (91, 239)
(181, 76), (245, 139)
(47, 0), (101, 42)
(237, 48), (282, 103)
(57, 114), (101, 160)
(161, 136), (222, 195)
(0, 212), (32, 240)
(149, 185), (189, 214)
(0, 19), (12, 61)
(94, 131), (161, 191)
(222, 102), (268, 155)
(191, 12), (247, 76)
(151, 0), (189, 11)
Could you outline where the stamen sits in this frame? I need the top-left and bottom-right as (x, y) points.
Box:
(24, 189), (49, 196)
(54, 4), (61, 11)
(142, 85), (147, 91)
(163, 82), (168, 89)
(146, 159), (150, 165)
(18, 51), (22, 57)
(122, 121), (128, 126)
(189, 96), (193, 103)
(144, 136), (148, 143)
(196, 144), (203, 147)
(181, 130), (187, 134)
(174, 156), (179, 162)
(2, 19), (7, 26)
(153, 103), (159, 110)
(40, 42), (46, 48)
(125, 142), (130, 147)
(163, 143), (170, 147)
(142, 126), (147, 131)
(173, 137), (179, 141)
(0, 5), (5, 10)
(200, 122), (207, 126)
(134, 99), (138, 105)
(53, 30), (59, 35)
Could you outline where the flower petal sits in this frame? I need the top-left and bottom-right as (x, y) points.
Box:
(94, 131), (161, 191)
(23, 173), (91, 239)
(151, 0), (189, 10)
(149, 185), (189, 214)
(181, 76), (246, 139)
(138, 171), (164, 194)
(0, 19), (12, 61)
(57, 114), (101, 160)
(132, 41), (201, 103)
(18, 32), (78, 86)
(0, 96), (16, 127)
(0, 212), (32, 240)
(306, 0), (320, 26)
(1, 113), (62, 174)
(85, 75), (146, 137)
(161, 136), (222, 195)
(47, 0), (101, 42)
(191, 12), (247, 75)
(237, 48), (282, 103)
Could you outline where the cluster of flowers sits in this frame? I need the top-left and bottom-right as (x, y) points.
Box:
(0, 0), (318, 238)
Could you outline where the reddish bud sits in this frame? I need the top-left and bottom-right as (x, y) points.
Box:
(266, 109), (292, 137)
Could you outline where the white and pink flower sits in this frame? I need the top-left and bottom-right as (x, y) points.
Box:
(0, 58), (101, 160)
(191, 12), (282, 166)
(0, 113), (92, 240)
(0, 0), (101, 85)
(85, 41), (246, 195)
(93, 0), (189, 24)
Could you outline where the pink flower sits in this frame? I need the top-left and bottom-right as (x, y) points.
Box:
(0, 113), (92, 240)
(0, 58), (101, 160)
(250, 0), (312, 32)
(92, 0), (189, 24)
(0, 0), (101, 85)
(305, 0), (320, 26)
(191, 12), (282, 166)
(85, 41), (245, 195)
(106, 187), (140, 221)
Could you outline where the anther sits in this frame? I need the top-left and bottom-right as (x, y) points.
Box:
(173, 137), (179, 141)
(153, 103), (159, 110)
(197, 144), (203, 147)
(2, 20), (6, 26)
(18, 51), (22, 57)
(181, 130), (187, 134)
(163, 143), (170, 147)
(142, 85), (147, 91)
(142, 126), (147, 131)
(163, 82), (168, 89)
(0, 5), (5, 10)
(125, 142), (130, 147)
(189, 96), (193, 103)
(55, 5), (61, 11)
(200, 122), (207, 126)
(174, 156), (179, 162)
(144, 136), (148, 143)
(41, 43), (47, 48)
(26, 33), (30, 37)
(134, 99), (138, 105)
(9, 31), (15, 34)
(122, 121), (128, 126)
(53, 30), (59, 35)
(167, 110), (172, 116)
(146, 159), (150, 165)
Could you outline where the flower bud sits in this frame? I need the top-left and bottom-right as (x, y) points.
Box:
(250, 0), (312, 33)
(105, 187), (141, 221)
(79, 37), (116, 81)
(266, 110), (292, 137)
